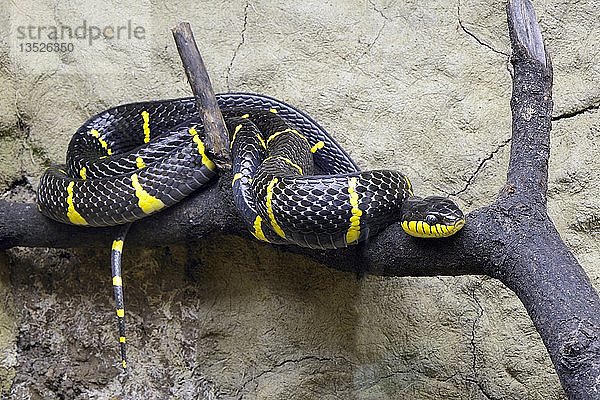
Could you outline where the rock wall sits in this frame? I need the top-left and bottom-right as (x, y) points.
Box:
(1, 0), (598, 398)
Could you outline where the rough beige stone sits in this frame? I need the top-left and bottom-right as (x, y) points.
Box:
(0, 253), (16, 398)
(0, 0), (598, 398)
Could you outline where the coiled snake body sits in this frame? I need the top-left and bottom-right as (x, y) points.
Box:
(37, 93), (465, 368)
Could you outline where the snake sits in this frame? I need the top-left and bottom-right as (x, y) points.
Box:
(36, 92), (465, 369)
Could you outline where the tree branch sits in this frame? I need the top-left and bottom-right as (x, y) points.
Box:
(171, 22), (231, 169)
(507, 0), (547, 67)
(504, 0), (553, 205)
(1, 1), (598, 398)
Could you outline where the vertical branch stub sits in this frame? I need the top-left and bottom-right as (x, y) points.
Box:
(507, 0), (547, 67)
(503, 0), (553, 205)
(171, 22), (231, 169)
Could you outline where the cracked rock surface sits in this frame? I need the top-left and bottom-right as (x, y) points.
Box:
(0, 0), (598, 398)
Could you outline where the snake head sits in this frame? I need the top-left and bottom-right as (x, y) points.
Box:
(400, 196), (465, 238)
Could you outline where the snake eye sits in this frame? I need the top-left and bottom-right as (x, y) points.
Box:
(425, 214), (438, 225)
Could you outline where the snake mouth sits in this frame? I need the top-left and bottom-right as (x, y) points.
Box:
(401, 218), (465, 238)
(453, 218), (465, 231)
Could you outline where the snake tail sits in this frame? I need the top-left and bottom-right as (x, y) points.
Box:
(111, 223), (131, 370)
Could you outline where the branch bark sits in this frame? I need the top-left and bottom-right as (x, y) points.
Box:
(171, 21), (231, 169)
(1, 0), (598, 398)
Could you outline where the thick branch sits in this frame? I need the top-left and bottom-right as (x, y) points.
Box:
(504, 0), (553, 204)
(0, 188), (483, 277)
(494, 2), (600, 397)
(172, 22), (231, 169)
(0, 175), (240, 251)
(494, 213), (600, 399)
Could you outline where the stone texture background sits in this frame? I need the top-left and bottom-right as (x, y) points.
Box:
(0, 0), (598, 398)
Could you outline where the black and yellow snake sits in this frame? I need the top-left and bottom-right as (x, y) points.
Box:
(36, 92), (465, 369)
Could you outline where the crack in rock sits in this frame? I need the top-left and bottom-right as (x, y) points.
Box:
(226, 2), (250, 92)
(368, 0), (389, 21)
(452, 138), (511, 196)
(457, 0), (509, 57)
(356, 0), (391, 62)
(552, 102), (600, 121)
(468, 284), (483, 379)
(237, 355), (336, 396)
(464, 280), (502, 400)
(336, 52), (376, 78)
(570, 214), (600, 234)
